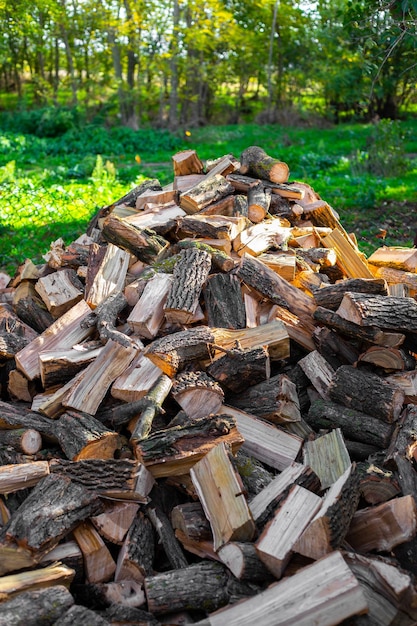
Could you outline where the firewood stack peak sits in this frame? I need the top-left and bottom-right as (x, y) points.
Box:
(1, 145), (417, 624)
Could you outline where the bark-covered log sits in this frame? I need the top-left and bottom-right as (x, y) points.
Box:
(313, 278), (388, 310)
(171, 370), (224, 420)
(13, 282), (54, 334)
(81, 291), (134, 348)
(0, 585), (74, 626)
(145, 502), (188, 570)
(102, 215), (169, 264)
(247, 180), (271, 223)
(55, 411), (120, 460)
(204, 273), (246, 329)
(239, 147), (289, 184)
(129, 374), (173, 442)
(179, 174), (234, 214)
(175, 239), (235, 272)
(336, 292), (417, 333)
(207, 345), (269, 393)
(115, 510), (155, 582)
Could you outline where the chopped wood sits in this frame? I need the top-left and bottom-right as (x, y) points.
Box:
(206, 345), (270, 393)
(204, 273), (246, 329)
(247, 180), (271, 223)
(85, 242), (131, 309)
(357, 345), (410, 371)
(298, 349), (334, 398)
(115, 510), (154, 582)
(127, 272), (173, 338)
(0, 428), (42, 455)
(171, 371), (224, 420)
(303, 428), (351, 490)
(111, 352), (163, 403)
(34, 268), (84, 317)
(175, 238), (235, 272)
(233, 218), (291, 257)
(313, 277), (388, 310)
(0, 586), (74, 623)
(39, 342), (103, 389)
(54, 410), (121, 460)
(367, 246), (417, 272)
(179, 173), (234, 214)
(370, 264), (417, 291)
(336, 291), (417, 332)
(101, 215), (169, 265)
(172, 149), (204, 176)
(176, 213), (249, 241)
(13, 280), (54, 333)
(73, 520), (116, 583)
(91, 501), (139, 544)
(240, 146), (289, 184)
(320, 228), (374, 278)
(0, 461), (50, 495)
(164, 248), (211, 324)
(217, 542), (273, 582)
(386, 369), (417, 403)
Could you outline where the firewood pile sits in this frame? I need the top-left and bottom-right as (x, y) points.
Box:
(2, 145), (417, 624)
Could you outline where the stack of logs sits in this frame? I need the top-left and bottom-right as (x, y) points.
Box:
(2, 145), (417, 625)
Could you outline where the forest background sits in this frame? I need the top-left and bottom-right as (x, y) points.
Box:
(0, 0), (416, 273)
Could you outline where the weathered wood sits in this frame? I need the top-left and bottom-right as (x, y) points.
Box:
(171, 371), (224, 420)
(303, 428), (351, 490)
(312, 326), (359, 370)
(175, 238), (235, 272)
(171, 501), (212, 541)
(306, 398), (394, 449)
(328, 364), (405, 423)
(0, 461), (50, 495)
(35, 268), (84, 318)
(172, 149), (204, 176)
(145, 501), (188, 570)
(101, 215), (169, 265)
(111, 352), (163, 403)
(226, 172), (303, 200)
(336, 292), (417, 332)
(313, 278), (388, 310)
(204, 273), (246, 329)
(233, 450), (275, 499)
(6, 369), (37, 402)
(176, 214), (249, 241)
(127, 272), (173, 339)
(82, 290), (136, 348)
(346, 494), (417, 553)
(384, 405), (417, 466)
(207, 345), (270, 393)
(39, 342), (103, 389)
(0, 400), (57, 441)
(386, 369), (417, 403)
(85, 243), (131, 309)
(298, 349), (335, 398)
(233, 219), (291, 257)
(357, 345), (411, 371)
(217, 542), (273, 582)
(129, 373), (173, 442)
(370, 264), (417, 291)
(51, 604), (111, 626)
(0, 586), (74, 625)
(368, 246), (417, 272)
(240, 146), (289, 184)
(115, 510), (154, 582)
(54, 410), (120, 460)
(164, 248), (211, 324)
(73, 520), (116, 584)
(180, 174), (234, 214)
(91, 501), (139, 544)
(195, 551), (368, 626)
(247, 180), (271, 223)
(15, 299), (94, 380)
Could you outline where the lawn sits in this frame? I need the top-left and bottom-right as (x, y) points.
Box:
(1, 119), (416, 276)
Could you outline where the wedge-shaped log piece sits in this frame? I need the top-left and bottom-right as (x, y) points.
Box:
(298, 350), (334, 399)
(303, 428), (351, 490)
(2, 473), (103, 563)
(0, 461), (50, 495)
(0, 562), (74, 602)
(228, 373), (300, 424)
(370, 265), (417, 291)
(133, 187), (179, 211)
(247, 179), (271, 223)
(49, 458), (154, 501)
(204, 273), (246, 329)
(222, 406), (303, 472)
(127, 272), (173, 338)
(196, 550), (368, 626)
(256, 484), (322, 579)
(368, 246), (417, 272)
(320, 228), (374, 279)
(164, 248), (211, 325)
(346, 494), (417, 553)
(386, 369), (417, 404)
(172, 371), (224, 420)
(176, 214), (249, 240)
(257, 252), (296, 281)
(91, 501), (139, 545)
(172, 149), (204, 175)
(111, 352), (163, 403)
(171, 501), (212, 541)
(55, 411), (121, 460)
(73, 520), (116, 583)
(85, 242), (130, 309)
(294, 464), (360, 560)
(0, 586), (74, 625)
(217, 542), (272, 582)
(134, 414), (244, 478)
(345, 551), (417, 626)
(207, 345), (269, 394)
(240, 146), (289, 184)
(13, 281), (54, 334)
(313, 277), (388, 310)
(63, 339), (138, 415)
(328, 364), (405, 423)
(211, 320), (290, 361)
(179, 173), (234, 214)
(336, 292), (417, 333)
(101, 215), (169, 265)
(146, 500), (188, 570)
(39, 343), (104, 389)
(236, 255), (316, 332)
(15, 299), (94, 380)
(358, 345), (410, 371)
(249, 463), (321, 528)
(115, 511), (154, 583)
(233, 219), (291, 257)
(35, 268), (84, 318)
(190, 442), (255, 550)
(307, 399), (394, 449)
(125, 201), (185, 229)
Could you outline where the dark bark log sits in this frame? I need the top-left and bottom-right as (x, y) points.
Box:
(55, 411), (120, 461)
(0, 428), (42, 455)
(356, 461), (401, 505)
(0, 400), (57, 442)
(204, 273), (246, 330)
(239, 147), (289, 184)
(115, 510), (154, 582)
(81, 291), (133, 349)
(102, 215), (169, 264)
(171, 501), (212, 540)
(179, 174), (234, 214)
(207, 345), (269, 393)
(306, 399), (393, 449)
(233, 450), (274, 499)
(233, 194), (249, 218)
(336, 292), (417, 333)
(218, 542), (273, 582)
(145, 502), (188, 570)
(1, 474), (103, 560)
(313, 279), (388, 310)
(385, 405), (417, 467)
(13, 282), (54, 333)
(101, 604), (159, 626)
(247, 180), (271, 223)
(175, 239), (235, 273)
(0, 332), (30, 359)
(0, 585), (74, 626)
(52, 605), (110, 626)
(164, 248), (211, 325)
(312, 326), (360, 370)
(328, 365), (405, 423)
(171, 370), (224, 420)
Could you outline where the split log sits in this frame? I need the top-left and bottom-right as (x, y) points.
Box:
(370, 265), (417, 291)
(129, 373), (173, 442)
(294, 464), (360, 560)
(171, 371), (224, 420)
(176, 214), (249, 241)
(217, 542), (273, 582)
(295, 247), (337, 270)
(34, 268), (84, 318)
(93, 178), (162, 221)
(0, 400), (57, 441)
(346, 494), (417, 553)
(72, 521), (116, 585)
(386, 369), (417, 403)
(101, 216), (169, 265)
(39, 342), (103, 389)
(320, 228), (374, 279)
(49, 458), (153, 501)
(313, 278), (388, 310)
(239, 146), (289, 184)
(0, 461), (50, 495)
(111, 352), (163, 403)
(115, 511), (154, 582)
(367, 246), (417, 272)
(0, 586), (74, 625)
(175, 239), (235, 272)
(298, 350), (334, 398)
(336, 292), (417, 332)
(145, 502), (188, 570)
(233, 450), (275, 499)
(232, 219), (291, 257)
(205, 154), (240, 178)
(233, 194), (249, 217)
(311, 326), (359, 370)
(40, 540), (84, 581)
(257, 251), (296, 281)
(15, 299), (94, 380)
(247, 180), (271, 223)
(190, 442), (255, 550)
(303, 428), (351, 490)
(179, 174), (234, 214)
(62, 339), (138, 415)
(127, 273), (173, 339)
(125, 201), (185, 230)
(196, 551), (367, 626)
(255, 484), (322, 578)
(171, 502), (212, 541)
(13, 281), (54, 333)
(174, 173), (206, 192)
(54, 411), (120, 460)
(1, 473), (103, 564)
(328, 364), (405, 423)
(306, 398), (394, 449)
(222, 405), (303, 472)
(164, 248), (212, 324)
(384, 405), (417, 466)
(204, 273), (246, 329)
(85, 243), (131, 309)
(133, 188), (179, 211)
(206, 345), (270, 393)
(101, 604), (159, 626)
(91, 501), (139, 544)
(72, 579), (145, 611)
(228, 373), (300, 424)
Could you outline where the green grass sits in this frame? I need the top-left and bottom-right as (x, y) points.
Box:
(1, 119), (416, 275)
